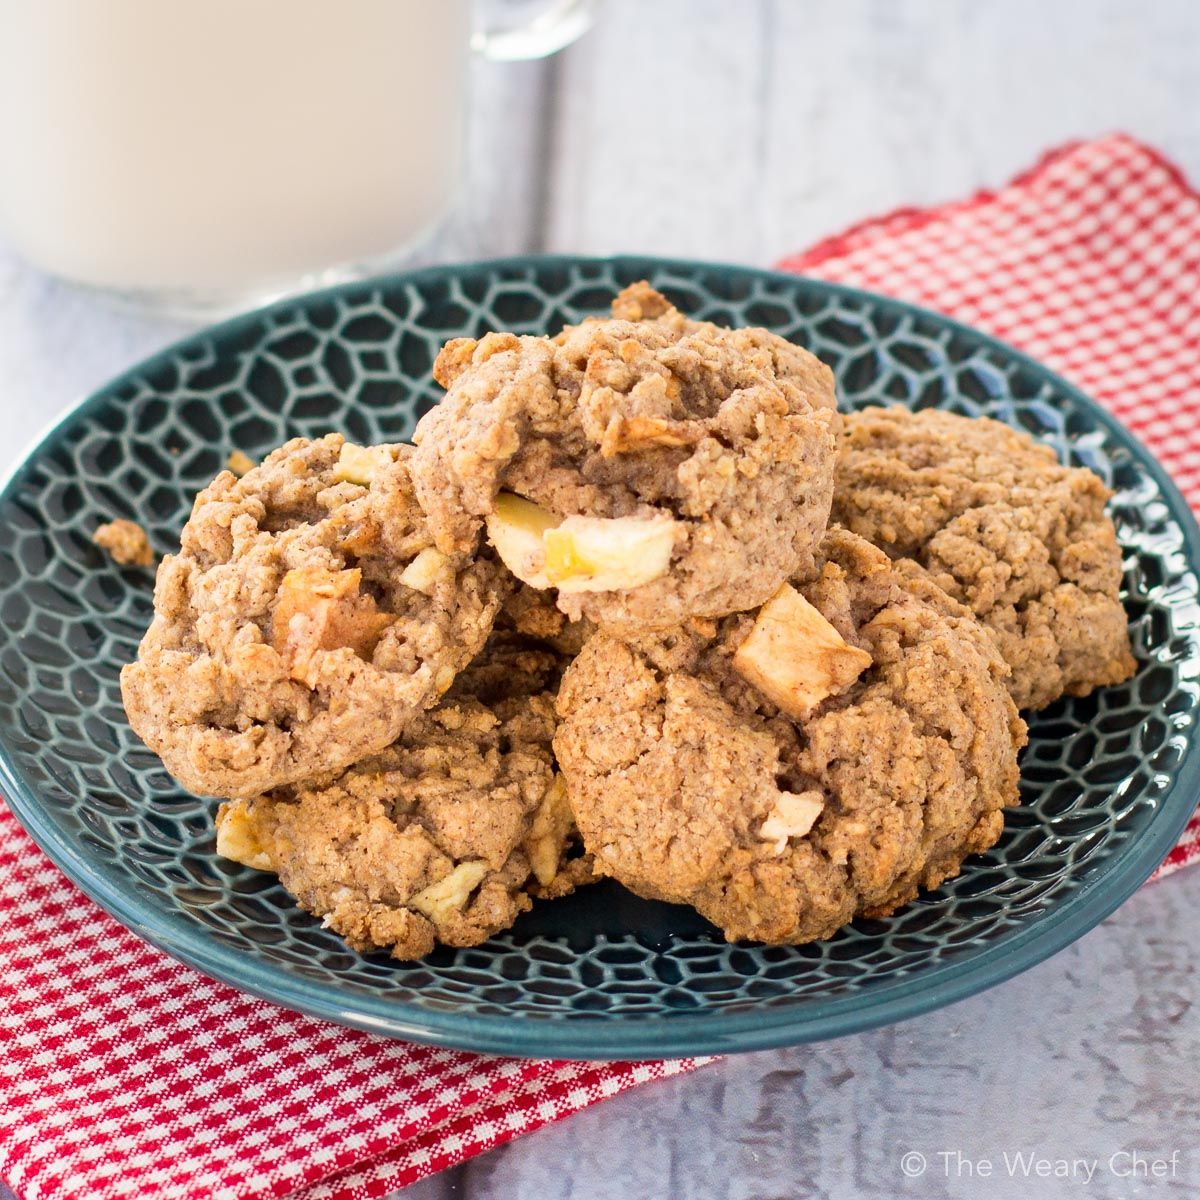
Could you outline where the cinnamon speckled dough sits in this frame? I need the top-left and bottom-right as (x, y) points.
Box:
(834, 406), (1136, 710)
(121, 435), (508, 799)
(554, 529), (1026, 945)
(410, 282), (839, 634)
(217, 636), (592, 960)
(500, 582), (595, 657)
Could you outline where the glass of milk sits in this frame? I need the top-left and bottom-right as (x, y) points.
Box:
(0, 0), (592, 316)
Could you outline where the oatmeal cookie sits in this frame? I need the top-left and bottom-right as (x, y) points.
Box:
(554, 528), (1026, 945)
(215, 635), (592, 959)
(121, 434), (508, 798)
(834, 406), (1136, 710)
(410, 282), (839, 634)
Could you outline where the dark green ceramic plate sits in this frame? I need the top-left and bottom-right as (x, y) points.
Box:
(2, 256), (1198, 1059)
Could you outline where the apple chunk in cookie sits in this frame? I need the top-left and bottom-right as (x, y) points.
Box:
(543, 513), (679, 593)
(485, 492), (560, 589)
(486, 490), (679, 595)
(270, 566), (394, 688)
(732, 583), (871, 719)
(411, 281), (839, 634)
(553, 529), (1027, 946)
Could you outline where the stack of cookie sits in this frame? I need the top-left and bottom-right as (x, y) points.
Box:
(122, 284), (1135, 956)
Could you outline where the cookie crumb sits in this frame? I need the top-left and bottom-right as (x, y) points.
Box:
(93, 519), (154, 568)
(226, 449), (256, 476)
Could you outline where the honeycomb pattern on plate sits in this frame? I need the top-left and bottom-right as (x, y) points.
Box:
(1, 257), (1198, 1038)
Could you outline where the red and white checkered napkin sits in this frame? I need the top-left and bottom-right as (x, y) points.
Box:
(3, 133), (1200, 1200)
(780, 133), (1200, 879)
(0, 809), (705, 1200)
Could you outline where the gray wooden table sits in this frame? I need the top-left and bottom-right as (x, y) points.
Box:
(2, 3), (1199, 1197)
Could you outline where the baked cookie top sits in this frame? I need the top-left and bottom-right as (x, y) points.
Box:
(410, 282), (839, 635)
(553, 529), (1026, 945)
(121, 434), (508, 798)
(833, 406), (1136, 710)
(215, 634), (592, 960)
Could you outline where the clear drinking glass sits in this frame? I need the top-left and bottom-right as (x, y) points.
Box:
(0, 0), (592, 318)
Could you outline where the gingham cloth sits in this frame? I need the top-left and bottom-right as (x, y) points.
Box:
(2, 133), (1198, 1200)
(0, 801), (706, 1200)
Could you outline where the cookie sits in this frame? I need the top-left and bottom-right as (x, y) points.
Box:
(215, 634), (592, 960)
(833, 406), (1136, 710)
(121, 434), (508, 798)
(410, 282), (839, 634)
(553, 529), (1026, 945)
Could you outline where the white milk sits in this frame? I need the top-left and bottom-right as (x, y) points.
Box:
(0, 0), (471, 293)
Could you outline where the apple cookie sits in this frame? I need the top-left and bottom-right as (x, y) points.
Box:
(121, 434), (509, 798)
(834, 406), (1136, 710)
(410, 281), (839, 634)
(553, 528), (1027, 945)
(216, 634), (592, 959)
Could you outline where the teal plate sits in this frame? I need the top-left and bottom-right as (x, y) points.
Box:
(2, 256), (1199, 1060)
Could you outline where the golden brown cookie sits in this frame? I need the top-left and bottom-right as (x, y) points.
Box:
(410, 282), (839, 635)
(216, 635), (592, 960)
(121, 434), (508, 798)
(553, 529), (1026, 945)
(834, 406), (1136, 710)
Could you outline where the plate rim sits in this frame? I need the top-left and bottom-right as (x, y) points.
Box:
(2, 253), (1199, 1060)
